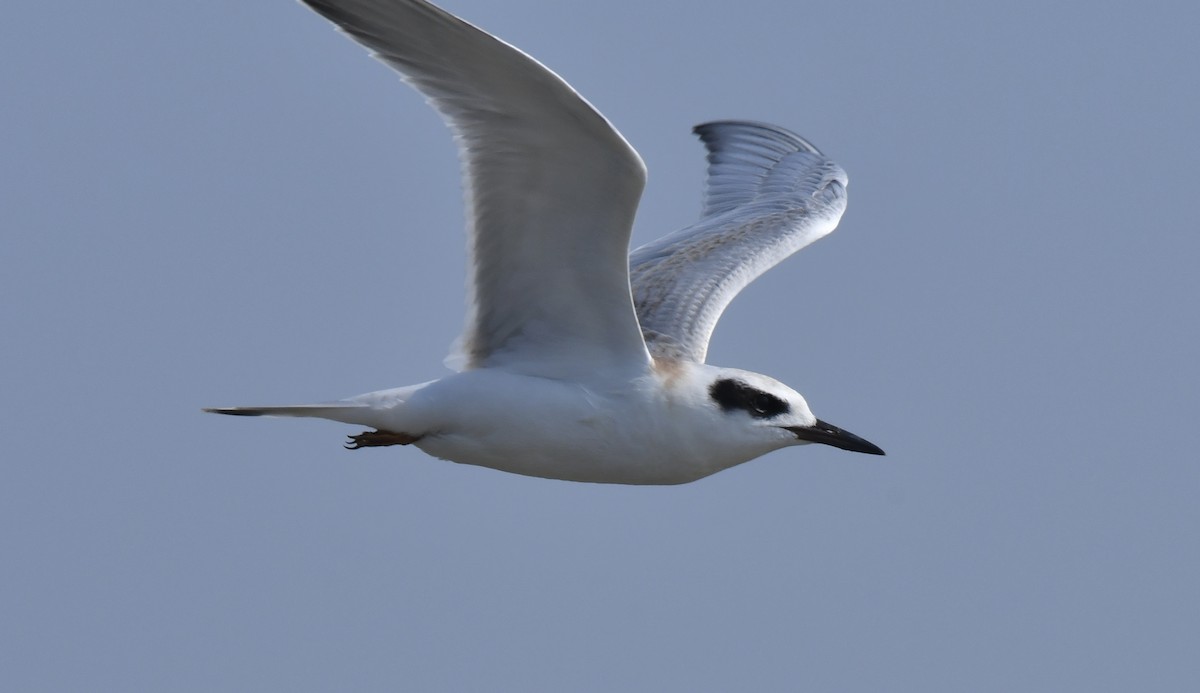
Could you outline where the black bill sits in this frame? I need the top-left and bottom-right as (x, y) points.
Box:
(784, 419), (885, 456)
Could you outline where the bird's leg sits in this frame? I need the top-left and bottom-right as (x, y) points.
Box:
(345, 429), (421, 450)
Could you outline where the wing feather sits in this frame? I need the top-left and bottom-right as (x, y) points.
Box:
(629, 121), (848, 364)
(302, 0), (650, 378)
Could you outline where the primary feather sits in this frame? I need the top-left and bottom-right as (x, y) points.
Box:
(303, 0), (650, 379)
(630, 121), (848, 364)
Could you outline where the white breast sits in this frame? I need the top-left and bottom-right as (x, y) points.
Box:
(395, 368), (769, 484)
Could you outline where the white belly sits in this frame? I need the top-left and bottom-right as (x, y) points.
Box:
(388, 369), (758, 485)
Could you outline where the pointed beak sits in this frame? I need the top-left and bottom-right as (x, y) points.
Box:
(784, 419), (885, 456)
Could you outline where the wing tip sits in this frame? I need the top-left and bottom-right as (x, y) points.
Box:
(692, 120), (824, 156)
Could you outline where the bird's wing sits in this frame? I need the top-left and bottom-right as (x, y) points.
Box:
(629, 121), (848, 364)
(302, 0), (650, 379)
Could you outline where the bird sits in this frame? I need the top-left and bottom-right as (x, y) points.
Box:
(205, 0), (884, 484)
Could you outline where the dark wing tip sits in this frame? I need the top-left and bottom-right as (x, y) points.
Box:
(692, 120), (824, 157)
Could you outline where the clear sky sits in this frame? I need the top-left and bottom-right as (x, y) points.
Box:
(3, 1), (1198, 690)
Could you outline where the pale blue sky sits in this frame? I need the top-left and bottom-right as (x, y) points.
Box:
(3, 1), (1198, 690)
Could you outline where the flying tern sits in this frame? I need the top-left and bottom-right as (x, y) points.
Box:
(206, 0), (885, 484)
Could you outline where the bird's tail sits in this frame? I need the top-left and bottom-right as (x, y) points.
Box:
(204, 384), (429, 430)
(203, 402), (374, 425)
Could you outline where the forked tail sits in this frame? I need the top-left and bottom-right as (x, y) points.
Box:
(204, 384), (429, 431)
(203, 403), (374, 426)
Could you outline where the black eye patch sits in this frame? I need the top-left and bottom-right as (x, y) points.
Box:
(709, 379), (790, 419)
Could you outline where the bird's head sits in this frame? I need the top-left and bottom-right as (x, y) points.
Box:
(685, 366), (884, 457)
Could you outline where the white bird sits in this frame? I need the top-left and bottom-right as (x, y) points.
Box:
(206, 0), (884, 484)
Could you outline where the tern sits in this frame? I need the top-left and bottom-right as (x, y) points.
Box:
(206, 0), (884, 484)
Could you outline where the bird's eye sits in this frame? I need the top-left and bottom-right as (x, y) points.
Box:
(751, 393), (774, 415)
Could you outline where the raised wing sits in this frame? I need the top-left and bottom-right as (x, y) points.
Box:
(302, 0), (650, 378)
(629, 121), (848, 364)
